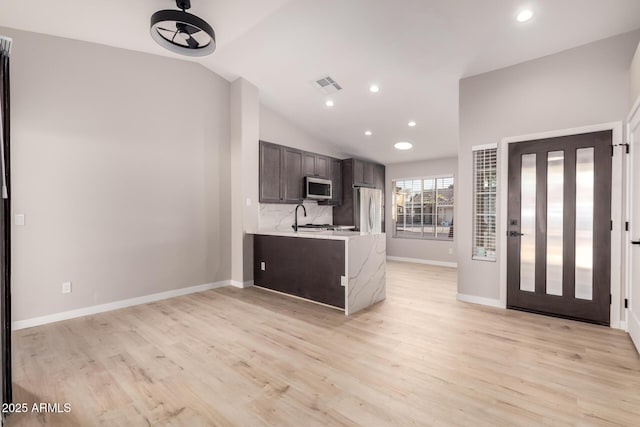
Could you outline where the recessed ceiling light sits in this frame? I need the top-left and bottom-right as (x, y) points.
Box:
(394, 142), (413, 150)
(369, 85), (380, 93)
(365, 130), (372, 136)
(325, 100), (334, 107)
(408, 121), (416, 127)
(516, 9), (533, 22)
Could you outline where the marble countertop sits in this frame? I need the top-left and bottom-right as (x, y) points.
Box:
(251, 230), (385, 241)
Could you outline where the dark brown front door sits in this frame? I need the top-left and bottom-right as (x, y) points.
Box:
(507, 131), (612, 325)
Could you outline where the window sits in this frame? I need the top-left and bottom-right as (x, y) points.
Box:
(472, 146), (497, 261)
(392, 176), (454, 240)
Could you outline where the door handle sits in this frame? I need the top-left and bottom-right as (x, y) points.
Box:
(632, 240), (640, 245)
(509, 231), (524, 237)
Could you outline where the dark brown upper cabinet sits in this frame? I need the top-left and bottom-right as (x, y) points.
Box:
(352, 159), (380, 187)
(318, 157), (342, 206)
(303, 152), (315, 177)
(333, 158), (385, 230)
(303, 152), (330, 179)
(315, 155), (330, 178)
(259, 140), (340, 204)
(259, 141), (283, 203)
(282, 148), (304, 203)
(373, 163), (385, 192)
(259, 141), (303, 204)
(352, 159), (375, 186)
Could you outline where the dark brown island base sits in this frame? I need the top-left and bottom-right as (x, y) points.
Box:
(252, 231), (386, 315)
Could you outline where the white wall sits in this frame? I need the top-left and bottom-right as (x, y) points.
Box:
(385, 157), (457, 264)
(4, 28), (232, 321)
(631, 42), (640, 105)
(458, 30), (640, 301)
(259, 103), (345, 158)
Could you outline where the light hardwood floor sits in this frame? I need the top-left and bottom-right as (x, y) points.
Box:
(7, 261), (640, 426)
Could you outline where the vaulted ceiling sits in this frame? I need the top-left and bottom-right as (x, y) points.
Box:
(2, 0), (640, 163)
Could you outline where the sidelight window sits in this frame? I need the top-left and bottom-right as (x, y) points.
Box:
(392, 176), (455, 240)
(472, 145), (497, 261)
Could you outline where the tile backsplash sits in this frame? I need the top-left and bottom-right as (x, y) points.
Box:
(259, 201), (333, 231)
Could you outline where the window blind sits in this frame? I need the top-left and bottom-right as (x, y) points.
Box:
(392, 176), (454, 240)
(472, 147), (497, 261)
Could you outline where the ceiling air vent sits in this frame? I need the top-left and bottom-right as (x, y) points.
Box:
(312, 76), (342, 95)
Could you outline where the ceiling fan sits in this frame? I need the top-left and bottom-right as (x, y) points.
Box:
(150, 0), (216, 57)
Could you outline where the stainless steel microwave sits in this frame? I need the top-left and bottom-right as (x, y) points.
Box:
(304, 176), (332, 200)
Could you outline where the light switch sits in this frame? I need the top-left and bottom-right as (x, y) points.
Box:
(260, 262), (266, 271)
(340, 276), (348, 287)
(246, 198), (252, 207)
(15, 214), (25, 226)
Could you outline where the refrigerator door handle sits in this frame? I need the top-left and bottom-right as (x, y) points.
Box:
(369, 196), (374, 230)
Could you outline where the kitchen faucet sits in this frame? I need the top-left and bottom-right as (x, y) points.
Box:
(292, 202), (307, 232)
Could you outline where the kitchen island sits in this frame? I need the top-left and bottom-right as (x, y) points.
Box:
(251, 231), (386, 315)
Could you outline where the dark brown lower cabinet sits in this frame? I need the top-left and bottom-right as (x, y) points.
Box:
(253, 235), (346, 309)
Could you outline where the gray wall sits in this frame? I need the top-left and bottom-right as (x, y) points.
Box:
(4, 28), (232, 321)
(385, 157), (457, 264)
(230, 78), (260, 284)
(631, 41), (640, 105)
(458, 30), (640, 300)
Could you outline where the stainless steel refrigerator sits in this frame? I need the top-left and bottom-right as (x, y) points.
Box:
(355, 187), (382, 233)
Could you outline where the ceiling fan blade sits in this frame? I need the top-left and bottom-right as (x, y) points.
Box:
(179, 23), (201, 35)
(156, 27), (179, 42)
(185, 35), (200, 49)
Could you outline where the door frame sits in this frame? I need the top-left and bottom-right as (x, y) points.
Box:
(626, 97), (640, 338)
(497, 122), (624, 329)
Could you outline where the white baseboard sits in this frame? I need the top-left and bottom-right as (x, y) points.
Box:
(619, 320), (627, 332)
(230, 280), (254, 288)
(386, 256), (457, 268)
(456, 293), (504, 308)
(629, 311), (640, 353)
(12, 280), (231, 331)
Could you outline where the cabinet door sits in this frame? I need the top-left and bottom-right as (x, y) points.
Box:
(330, 158), (342, 204)
(373, 163), (385, 190)
(259, 142), (283, 203)
(363, 161), (374, 185)
(303, 152), (316, 177)
(283, 148), (304, 203)
(316, 155), (330, 178)
(353, 159), (365, 185)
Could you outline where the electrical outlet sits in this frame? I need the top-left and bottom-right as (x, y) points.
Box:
(260, 262), (266, 271)
(448, 248), (453, 255)
(14, 214), (25, 226)
(62, 282), (72, 294)
(340, 276), (348, 287)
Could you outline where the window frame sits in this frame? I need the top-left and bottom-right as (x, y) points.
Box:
(472, 145), (498, 262)
(391, 174), (455, 241)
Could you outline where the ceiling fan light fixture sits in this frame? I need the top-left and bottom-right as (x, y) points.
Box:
(150, 0), (216, 57)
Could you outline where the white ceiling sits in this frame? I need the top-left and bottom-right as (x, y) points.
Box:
(2, 0), (640, 163)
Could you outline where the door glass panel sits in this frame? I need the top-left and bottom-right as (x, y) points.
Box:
(520, 154), (536, 292)
(546, 151), (564, 296)
(575, 148), (594, 300)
